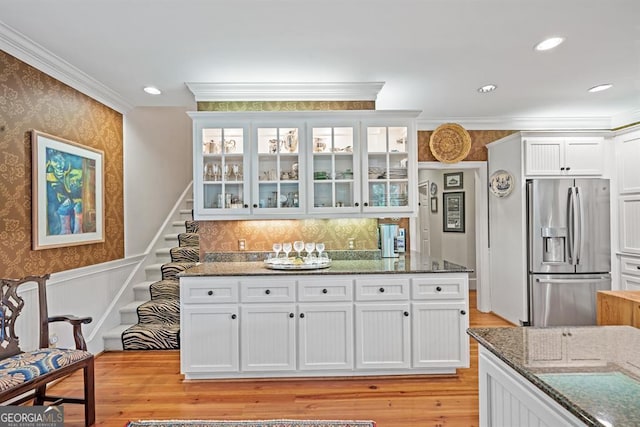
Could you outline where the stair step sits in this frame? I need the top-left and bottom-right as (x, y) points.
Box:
(137, 299), (180, 324)
(164, 233), (180, 242)
(150, 280), (180, 299)
(144, 263), (164, 281)
(103, 324), (134, 351)
(178, 233), (199, 247)
(161, 262), (196, 280)
(179, 209), (193, 220)
(170, 246), (200, 263)
(119, 300), (147, 324)
(133, 281), (155, 301)
(121, 323), (180, 350)
(172, 220), (187, 231)
(155, 247), (172, 263)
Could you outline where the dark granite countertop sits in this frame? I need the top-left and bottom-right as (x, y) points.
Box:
(181, 252), (471, 277)
(468, 326), (640, 427)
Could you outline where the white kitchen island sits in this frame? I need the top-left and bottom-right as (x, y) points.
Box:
(179, 254), (471, 379)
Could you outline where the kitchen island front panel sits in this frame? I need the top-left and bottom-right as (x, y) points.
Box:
(181, 266), (469, 379)
(469, 326), (640, 427)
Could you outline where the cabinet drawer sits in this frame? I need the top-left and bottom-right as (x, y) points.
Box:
(182, 279), (239, 304)
(298, 278), (353, 302)
(411, 276), (464, 299)
(620, 256), (640, 276)
(240, 279), (296, 303)
(621, 274), (640, 291)
(355, 277), (409, 301)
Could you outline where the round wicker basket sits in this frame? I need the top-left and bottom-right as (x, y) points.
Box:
(429, 123), (472, 163)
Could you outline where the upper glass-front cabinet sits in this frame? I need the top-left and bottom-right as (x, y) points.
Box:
(253, 124), (305, 214)
(309, 124), (360, 213)
(363, 125), (412, 213)
(196, 124), (251, 217)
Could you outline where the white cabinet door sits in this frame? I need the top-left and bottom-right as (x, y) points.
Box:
(298, 303), (353, 371)
(181, 304), (239, 373)
(619, 195), (640, 254)
(411, 301), (469, 368)
(564, 138), (604, 175)
(524, 139), (563, 175)
(354, 303), (411, 369)
(617, 130), (640, 194)
(240, 304), (296, 372)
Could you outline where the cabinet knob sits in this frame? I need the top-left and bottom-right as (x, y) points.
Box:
(363, 202), (368, 207)
(244, 204), (249, 208)
(355, 202), (360, 207)
(289, 313), (294, 318)
(231, 314), (237, 320)
(379, 287), (385, 293)
(566, 167), (571, 171)
(300, 313), (305, 318)
(265, 289), (271, 295)
(207, 290), (214, 296)
(253, 204), (258, 208)
(322, 288), (328, 294)
(637, 266), (640, 270)
(403, 311), (409, 317)
(560, 167), (565, 171)
(460, 310), (467, 315)
(436, 286), (442, 292)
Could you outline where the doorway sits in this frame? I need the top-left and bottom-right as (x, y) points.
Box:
(410, 161), (489, 312)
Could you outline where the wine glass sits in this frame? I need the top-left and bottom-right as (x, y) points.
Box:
(282, 242), (292, 260)
(272, 243), (282, 260)
(316, 242), (325, 259)
(293, 240), (304, 258)
(212, 163), (220, 181)
(232, 164), (240, 180)
(304, 242), (315, 258)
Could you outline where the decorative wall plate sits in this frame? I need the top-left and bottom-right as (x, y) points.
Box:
(489, 170), (515, 197)
(429, 123), (472, 164)
(430, 182), (438, 195)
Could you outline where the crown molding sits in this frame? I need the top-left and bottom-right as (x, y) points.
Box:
(185, 82), (385, 102)
(416, 116), (613, 131)
(611, 109), (640, 130)
(0, 21), (133, 113)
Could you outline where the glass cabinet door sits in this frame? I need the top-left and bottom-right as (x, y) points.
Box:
(254, 125), (304, 213)
(309, 125), (360, 213)
(199, 126), (250, 215)
(363, 126), (410, 212)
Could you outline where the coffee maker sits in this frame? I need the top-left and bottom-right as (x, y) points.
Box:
(378, 224), (399, 258)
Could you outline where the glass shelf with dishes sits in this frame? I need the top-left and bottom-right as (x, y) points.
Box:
(253, 126), (304, 213)
(309, 125), (360, 213)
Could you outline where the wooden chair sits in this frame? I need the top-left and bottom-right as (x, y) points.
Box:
(0, 274), (95, 426)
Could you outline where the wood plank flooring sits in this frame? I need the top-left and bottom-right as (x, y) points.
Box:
(47, 291), (513, 427)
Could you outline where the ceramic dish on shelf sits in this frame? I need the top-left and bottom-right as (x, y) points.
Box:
(264, 257), (331, 270)
(489, 169), (515, 197)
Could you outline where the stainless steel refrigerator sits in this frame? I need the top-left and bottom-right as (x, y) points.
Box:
(526, 179), (611, 327)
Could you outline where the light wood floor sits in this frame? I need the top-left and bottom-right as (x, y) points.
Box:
(49, 291), (513, 427)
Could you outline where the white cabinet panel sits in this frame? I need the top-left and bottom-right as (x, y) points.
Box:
(354, 277), (410, 301)
(355, 303), (411, 369)
(619, 195), (640, 254)
(564, 139), (604, 175)
(240, 279), (296, 303)
(240, 304), (296, 372)
(298, 303), (353, 370)
(525, 139), (563, 175)
(411, 276), (464, 299)
(297, 278), (353, 302)
(621, 274), (640, 291)
(524, 137), (603, 176)
(617, 130), (640, 194)
(620, 255), (640, 276)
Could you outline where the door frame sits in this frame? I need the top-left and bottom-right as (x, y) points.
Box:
(411, 161), (490, 313)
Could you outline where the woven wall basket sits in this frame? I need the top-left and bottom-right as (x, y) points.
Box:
(429, 123), (472, 163)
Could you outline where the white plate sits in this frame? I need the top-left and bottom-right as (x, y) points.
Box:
(489, 170), (514, 197)
(264, 258), (331, 270)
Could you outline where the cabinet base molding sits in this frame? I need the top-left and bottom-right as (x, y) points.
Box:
(183, 368), (458, 381)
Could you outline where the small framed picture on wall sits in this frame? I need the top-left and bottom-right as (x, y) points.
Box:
(443, 172), (463, 190)
(443, 191), (465, 233)
(430, 196), (438, 213)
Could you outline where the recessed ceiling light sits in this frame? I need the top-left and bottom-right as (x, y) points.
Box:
(143, 86), (162, 95)
(534, 37), (565, 51)
(588, 83), (613, 93)
(478, 84), (497, 93)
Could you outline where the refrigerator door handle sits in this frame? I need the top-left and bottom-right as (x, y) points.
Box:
(576, 187), (584, 265)
(535, 277), (609, 284)
(567, 187), (578, 265)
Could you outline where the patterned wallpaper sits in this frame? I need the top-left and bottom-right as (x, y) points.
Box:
(0, 50), (124, 278)
(197, 101), (375, 112)
(418, 129), (517, 162)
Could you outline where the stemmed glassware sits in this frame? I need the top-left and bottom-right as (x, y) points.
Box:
(293, 240), (304, 259)
(212, 163), (220, 181)
(232, 164), (240, 180)
(282, 242), (292, 259)
(272, 243), (282, 260)
(304, 242), (315, 258)
(316, 242), (326, 260)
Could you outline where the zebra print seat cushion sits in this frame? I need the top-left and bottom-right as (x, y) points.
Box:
(0, 348), (92, 391)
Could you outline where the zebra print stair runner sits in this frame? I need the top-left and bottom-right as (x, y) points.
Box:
(121, 221), (199, 350)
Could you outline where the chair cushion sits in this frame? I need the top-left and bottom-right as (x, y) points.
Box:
(0, 348), (92, 392)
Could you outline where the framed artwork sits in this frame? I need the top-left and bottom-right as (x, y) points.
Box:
(443, 172), (463, 190)
(443, 191), (465, 233)
(430, 196), (438, 213)
(32, 130), (104, 250)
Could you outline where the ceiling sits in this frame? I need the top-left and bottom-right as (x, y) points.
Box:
(1, 0), (639, 128)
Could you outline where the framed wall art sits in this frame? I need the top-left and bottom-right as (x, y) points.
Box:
(443, 191), (465, 233)
(430, 196), (438, 213)
(443, 172), (463, 190)
(32, 130), (105, 250)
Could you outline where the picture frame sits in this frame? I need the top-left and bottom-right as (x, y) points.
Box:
(443, 191), (465, 233)
(443, 172), (463, 190)
(430, 196), (438, 213)
(32, 130), (105, 250)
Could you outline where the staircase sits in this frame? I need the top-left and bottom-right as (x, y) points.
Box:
(103, 203), (199, 351)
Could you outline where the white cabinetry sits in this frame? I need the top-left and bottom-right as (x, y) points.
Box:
(180, 272), (468, 379)
(524, 137), (604, 176)
(189, 111), (418, 220)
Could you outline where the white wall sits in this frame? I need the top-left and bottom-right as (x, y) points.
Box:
(124, 106), (194, 256)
